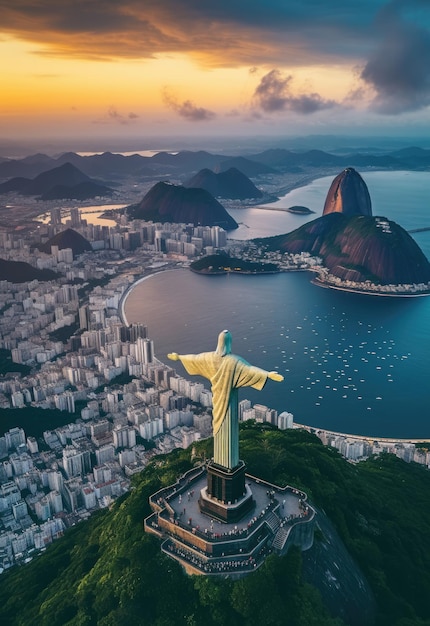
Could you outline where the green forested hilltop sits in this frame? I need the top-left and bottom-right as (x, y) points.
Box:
(1, 425), (430, 626)
(190, 254), (279, 274)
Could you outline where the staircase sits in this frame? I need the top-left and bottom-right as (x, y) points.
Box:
(264, 510), (281, 534)
(271, 526), (290, 552)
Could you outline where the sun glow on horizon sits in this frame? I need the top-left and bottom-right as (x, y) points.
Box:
(1, 0), (430, 148)
(0, 34), (363, 137)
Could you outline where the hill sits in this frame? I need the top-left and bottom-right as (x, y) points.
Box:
(185, 167), (263, 199)
(149, 150), (227, 172)
(246, 148), (410, 172)
(0, 162), (113, 200)
(128, 181), (239, 230)
(256, 213), (430, 286)
(55, 151), (146, 177)
(40, 180), (112, 201)
(190, 253), (279, 274)
(38, 228), (92, 257)
(247, 148), (344, 169)
(215, 156), (276, 177)
(0, 258), (59, 283)
(1, 425), (430, 625)
(323, 168), (372, 217)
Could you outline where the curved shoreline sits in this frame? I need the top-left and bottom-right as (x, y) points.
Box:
(189, 268), (280, 276)
(294, 422), (430, 445)
(121, 266), (429, 443)
(312, 277), (430, 298)
(120, 267), (181, 326)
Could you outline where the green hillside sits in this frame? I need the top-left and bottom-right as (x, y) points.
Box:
(190, 254), (279, 274)
(1, 426), (430, 626)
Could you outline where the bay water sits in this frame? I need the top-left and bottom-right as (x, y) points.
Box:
(124, 171), (430, 438)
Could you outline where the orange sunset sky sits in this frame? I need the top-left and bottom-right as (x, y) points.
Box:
(1, 0), (430, 150)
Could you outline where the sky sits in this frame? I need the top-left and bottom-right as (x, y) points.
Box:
(1, 0), (430, 151)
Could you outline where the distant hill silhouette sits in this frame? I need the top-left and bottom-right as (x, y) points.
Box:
(247, 148), (344, 169)
(149, 150), (227, 172)
(38, 228), (92, 258)
(214, 156), (275, 177)
(128, 181), (238, 229)
(0, 162), (112, 200)
(55, 151), (145, 177)
(0, 258), (58, 283)
(2, 147), (430, 182)
(323, 167), (372, 216)
(0, 155), (57, 179)
(246, 148), (416, 171)
(184, 167), (263, 199)
(261, 213), (430, 285)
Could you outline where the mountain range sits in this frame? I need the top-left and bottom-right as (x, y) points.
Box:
(1, 147), (430, 182)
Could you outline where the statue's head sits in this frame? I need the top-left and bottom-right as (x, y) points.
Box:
(216, 329), (232, 356)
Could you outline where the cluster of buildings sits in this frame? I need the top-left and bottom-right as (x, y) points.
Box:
(314, 268), (430, 296)
(48, 209), (228, 259)
(0, 202), (428, 573)
(0, 324), (295, 573)
(299, 423), (430, 465)
(0, 205), (296, 572)
(229, 240), (323, 272)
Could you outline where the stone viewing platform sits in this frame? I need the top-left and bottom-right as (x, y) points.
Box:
(144, 464), (315, 578)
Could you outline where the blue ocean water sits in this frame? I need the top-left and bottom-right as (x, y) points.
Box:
(124, 171), (430, 438)
(230, 170), (430, 258)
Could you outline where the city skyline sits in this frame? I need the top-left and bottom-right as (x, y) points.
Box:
(2, 0), (430, 150)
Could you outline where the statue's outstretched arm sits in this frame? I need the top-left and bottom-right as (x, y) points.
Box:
(167, 352), (179, 361)
(268, 371), (284, 382)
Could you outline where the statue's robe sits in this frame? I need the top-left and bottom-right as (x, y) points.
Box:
(178, 352), (268, 469)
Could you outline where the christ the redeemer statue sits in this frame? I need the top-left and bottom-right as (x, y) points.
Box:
(168, 330), (283, 470)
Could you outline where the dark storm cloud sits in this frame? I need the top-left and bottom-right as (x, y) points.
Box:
(360, 1), (430, 113)
(253, 70), (336, 115)
(0, 0), (394, 65)
(4, 0), (430, 118)
(162, 90), (216, 121)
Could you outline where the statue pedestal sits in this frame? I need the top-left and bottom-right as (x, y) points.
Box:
(198, 460), (254, 523)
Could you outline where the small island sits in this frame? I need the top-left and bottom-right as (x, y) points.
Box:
(190, 254), (279, 275)
(286, 205), (314, 215)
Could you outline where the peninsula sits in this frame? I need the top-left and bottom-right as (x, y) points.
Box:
(249, 168), (430, 297)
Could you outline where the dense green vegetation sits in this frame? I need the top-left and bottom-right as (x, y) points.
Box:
(48, 320), (79, 343)
(190, 254), (279, 274)
(1, 425), (430, 626)
(0, 348), (31, 376)
(0, 406), (75, 439)
(0, 258), (59, 283)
